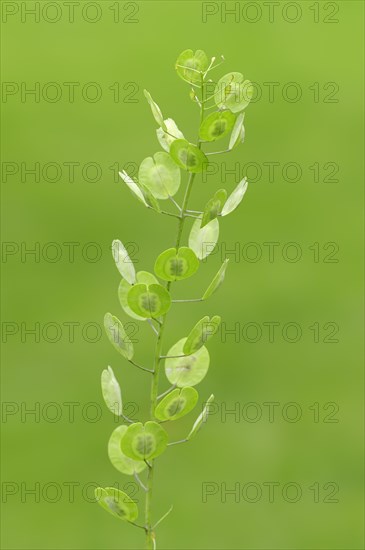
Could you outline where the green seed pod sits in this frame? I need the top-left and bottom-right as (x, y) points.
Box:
(154, 247), (199, 282)
(121, 421), (168, 461)
(95, 487), (138, 522)
(165, 338), (210, 387)
(170, 139), (208, 173)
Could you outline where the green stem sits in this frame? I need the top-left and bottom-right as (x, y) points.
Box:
(145, 464), (155, 549)
(129, 359), (154, 374)
(172, 298), (203, 303)
(150, 321), (167, 417)
(160, 210), (181, 219)
(205, 149), (231, 156)
(168, 438), (188, 446)
(144, 75), (205, 550)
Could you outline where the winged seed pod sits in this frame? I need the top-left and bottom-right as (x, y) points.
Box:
(97, 50), (252, 549)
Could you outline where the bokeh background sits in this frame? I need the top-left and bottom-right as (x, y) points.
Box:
(1, 1), (364, 549)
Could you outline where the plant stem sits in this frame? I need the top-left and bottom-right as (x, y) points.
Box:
(145, 180), (194, 549)
(157, 384), (176, 400)
(147, 319), (159, 336)
(160, 210), (181, 219)
(144, 463), (155, 549)
(152, 505), (174, 530)
(168, 438), (188, 446)
(205, 149), (231, 156)
(172, 298), (203, 303)
(145, 317), (167, 549)
(128, 359), (154, 374)
(134, 472), (148, 492)
(144, 75), (205, 550)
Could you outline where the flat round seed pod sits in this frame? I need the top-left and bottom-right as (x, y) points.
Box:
(108, 425), (147, 475)
(175, 49), (209, 85)
(118, 279), (144, 321)
(156, 118), (184, 152)
(183, 315), (221, 355)
(104, 313), (134, 360)
(118, 271), (159, 321)
(139, 152), (180, 199)
(203, 259), (229, 300)
(154, 247), (199, 282)
(155, 387), (198, 421)
(121, 421), (168, 461)
(101, 366), (122, 416)
(111, 239), (136, 285)
(170, 139), (208, 173)
(201, 189), (227, 228)
(143, 89), (166, 129)
(214, 72), (253, 113)
(229, 112), (245, 150)
(199, 110), (236, 142)
(165, 338), (210, 387)
(119, 170), (148, 207)
(127, 283), (171, 319)
(221, 178), (248, 216)
(138, 182), (161, 212)
(187, 394), (215, 440)
(95, 487), (138, 522)
(189, 217), (219, 260)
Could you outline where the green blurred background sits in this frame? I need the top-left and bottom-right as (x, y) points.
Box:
(1, 1), (364, 548)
